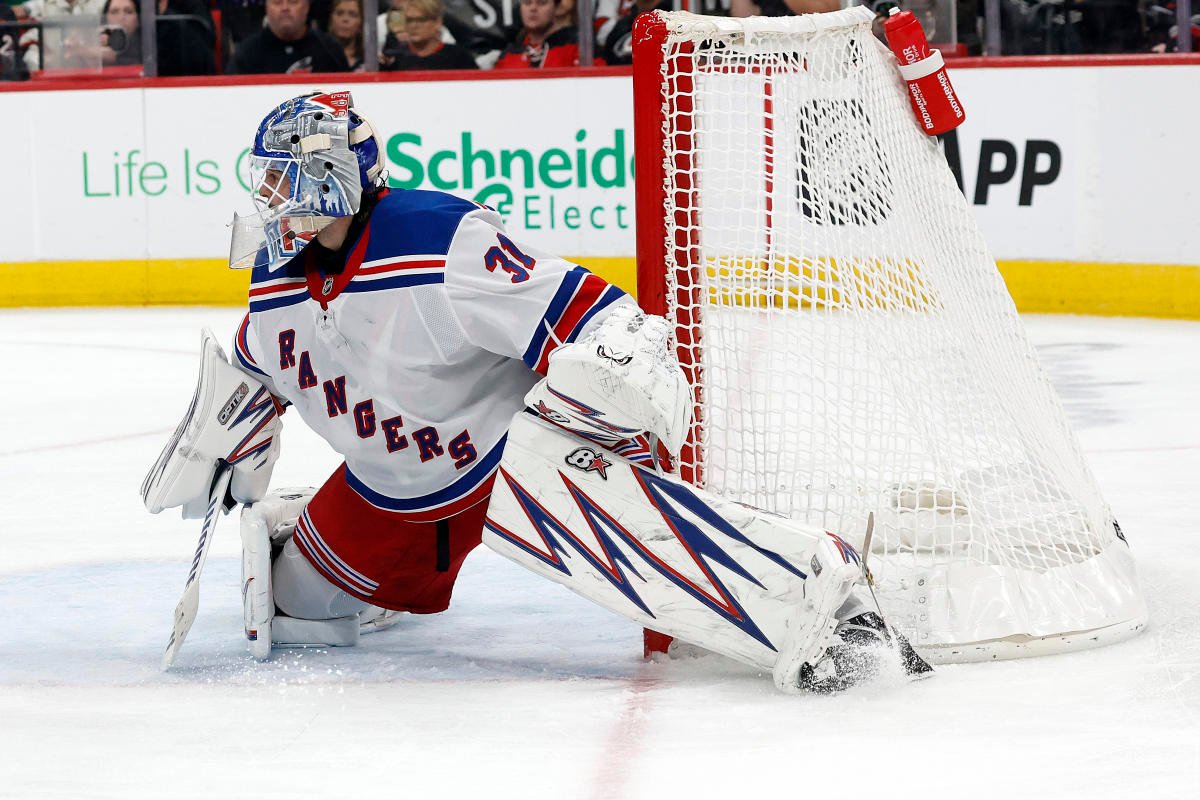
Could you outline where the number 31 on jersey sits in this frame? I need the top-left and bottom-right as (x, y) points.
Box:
(484, 234), (536, 283)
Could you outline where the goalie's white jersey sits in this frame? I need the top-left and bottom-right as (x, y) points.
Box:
(234, 188), (631, 521)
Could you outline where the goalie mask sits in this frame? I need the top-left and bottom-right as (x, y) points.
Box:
(229, 91), (385, 270)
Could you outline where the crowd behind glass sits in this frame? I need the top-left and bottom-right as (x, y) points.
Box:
(1, 0), (1195, 81)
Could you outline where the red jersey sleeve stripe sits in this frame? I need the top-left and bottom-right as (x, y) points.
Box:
(534, 277), (626, 374)
(235, 314), (261, 367)
(356, 258), (446, 276)
(248, 281), (307, 298)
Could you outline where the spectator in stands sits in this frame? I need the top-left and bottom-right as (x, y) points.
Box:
(60, 0), (214, 73)
(495, 0), (592, 68)
(155, 0), (216, 75)
(553, 0), (574, 30)
(328, 0), (364, 69)
(377, 0), (406, 54)
(1, 2), (30, 79)
(729, 0), (838, 16)
(379, 0), (461, 67)
(1146, 2), (1199, 52)
(97, 0), (138, 64)
(383, 0), (476, 69)
(595, 0), (632, 51)
(12, 0), (103, 72)
(56, 0), (139, 67)
(219, 0), (265, 67)
(227, 0), (350, 73)
(601, 0), (662, 65)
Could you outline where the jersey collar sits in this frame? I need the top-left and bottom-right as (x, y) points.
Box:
(302, 188), (388, 308)
(304, 223), (370, 308)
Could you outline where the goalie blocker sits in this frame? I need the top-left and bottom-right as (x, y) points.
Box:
(484, 412), (924, 692)
(141, 328), (282, 519)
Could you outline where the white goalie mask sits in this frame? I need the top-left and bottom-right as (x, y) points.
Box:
(229, 91), (384, 271)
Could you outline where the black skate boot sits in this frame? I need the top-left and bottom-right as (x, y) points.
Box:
(798, 612), (934, 693)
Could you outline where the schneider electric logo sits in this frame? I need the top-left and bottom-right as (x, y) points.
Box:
(385, 130), (635, 232)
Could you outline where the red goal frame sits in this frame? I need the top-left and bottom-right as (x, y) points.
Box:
(631, 12), (699, 657)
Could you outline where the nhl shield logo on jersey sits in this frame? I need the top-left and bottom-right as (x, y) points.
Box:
(564, 446), (611, 479)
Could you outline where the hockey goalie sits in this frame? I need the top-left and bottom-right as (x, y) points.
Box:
(140, 89), (930, 693)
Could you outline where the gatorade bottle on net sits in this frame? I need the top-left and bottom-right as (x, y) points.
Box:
(883, 7), (966, 135)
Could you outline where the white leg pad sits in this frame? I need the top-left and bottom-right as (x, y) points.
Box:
(485, 413), (865, 690)
(241, 487), (388, 659)
(771, 540), (862, 693)
(271, 615), (360, 648)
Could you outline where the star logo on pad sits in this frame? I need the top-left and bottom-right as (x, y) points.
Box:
(565, 446), (611, 480)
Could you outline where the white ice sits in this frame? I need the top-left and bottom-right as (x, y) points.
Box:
(1, 308), (1197, 799)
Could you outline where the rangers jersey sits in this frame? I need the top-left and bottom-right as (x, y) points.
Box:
(232, 188), (632, 521)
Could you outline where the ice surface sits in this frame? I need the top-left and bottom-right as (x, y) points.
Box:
(0, 309), (1197, 799)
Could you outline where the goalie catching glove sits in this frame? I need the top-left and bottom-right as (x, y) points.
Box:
(141, 328), (283, 518)
(525, 304), (692, 457)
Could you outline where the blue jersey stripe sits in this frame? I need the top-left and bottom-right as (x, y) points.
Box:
(249, 292), (310, 313)
(361, 190), (477, 263)
(234, 346), (269, 378)
(343, 273), (445, 293)
(568, 285), (626, 342)
(344, 434), (507, 512)
(522, 266), (587, 368)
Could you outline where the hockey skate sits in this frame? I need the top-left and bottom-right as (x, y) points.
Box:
(241, 488), (401, 660)
(798, 612), (933, 693)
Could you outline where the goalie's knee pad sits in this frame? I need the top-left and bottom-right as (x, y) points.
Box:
(273, 538), (369, 621)
(240, 488), (400, 660)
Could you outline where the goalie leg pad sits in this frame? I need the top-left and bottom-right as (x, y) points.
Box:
(484, 413), (865, 690)
(241, 488), (391, 660)
(242, 487), (318, 659)
(771, 538), (862, 693)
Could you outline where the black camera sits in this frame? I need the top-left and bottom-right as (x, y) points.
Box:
(102, 25), (127, 52)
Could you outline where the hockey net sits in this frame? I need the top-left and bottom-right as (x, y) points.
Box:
(632, 8), (1146, 663)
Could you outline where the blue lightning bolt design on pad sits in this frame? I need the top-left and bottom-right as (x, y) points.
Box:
(487, 459), (813, 650)
(631, 469), (810, 583)
(560, 473), (780, 649)
(485, 467), (653, 616)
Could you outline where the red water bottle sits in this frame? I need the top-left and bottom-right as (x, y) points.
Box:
(883, 8), (966, 135)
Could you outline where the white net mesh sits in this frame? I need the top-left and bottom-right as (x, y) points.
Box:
(643, 9), (1145, 661)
